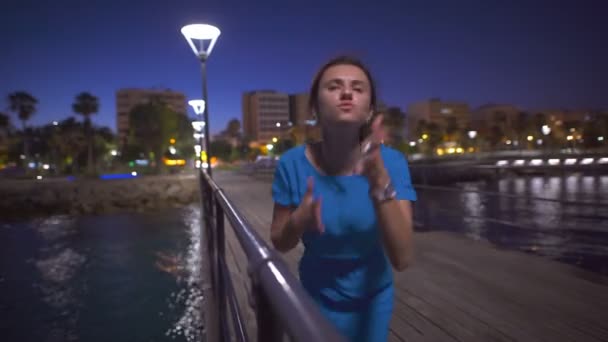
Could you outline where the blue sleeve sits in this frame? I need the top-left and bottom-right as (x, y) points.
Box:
(390, 152), (417, 201)
(272, 158), (294, 207)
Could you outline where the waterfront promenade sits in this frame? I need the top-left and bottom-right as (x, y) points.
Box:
(214, 170), (608, 342)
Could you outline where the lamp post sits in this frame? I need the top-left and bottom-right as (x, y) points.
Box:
(189, 99), (206, 168)
(181, 24), (221, 177)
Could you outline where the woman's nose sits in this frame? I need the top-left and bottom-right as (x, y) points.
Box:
(340, 89), (353, 100)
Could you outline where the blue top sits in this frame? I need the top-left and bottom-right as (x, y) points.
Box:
(272, 144), (417, 301)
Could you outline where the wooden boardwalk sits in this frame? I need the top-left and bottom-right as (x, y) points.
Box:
(213, 171), (608, 342)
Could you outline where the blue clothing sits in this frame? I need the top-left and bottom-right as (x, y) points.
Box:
(271, 144), (417, 342)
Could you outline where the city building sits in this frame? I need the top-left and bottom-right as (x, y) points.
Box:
(115, 88), (187, 145)
(471, 104), (521, 139)
(289, 93), (311, 126)
(242, 90), (291, 144)
(406, 98), (471, 139)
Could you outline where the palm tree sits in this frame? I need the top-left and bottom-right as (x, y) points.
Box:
(8, 92), (37, 170)
(72, 92), (99, 174)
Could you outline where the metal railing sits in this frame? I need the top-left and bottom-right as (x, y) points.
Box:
(197, 169), (346, 342)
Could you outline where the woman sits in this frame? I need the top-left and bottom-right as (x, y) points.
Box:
(270, 55), (416, 342)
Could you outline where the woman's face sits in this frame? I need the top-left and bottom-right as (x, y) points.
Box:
(316, 64), (372, 126)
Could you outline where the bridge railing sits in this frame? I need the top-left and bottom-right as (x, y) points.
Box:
(197, 169), (346, 342)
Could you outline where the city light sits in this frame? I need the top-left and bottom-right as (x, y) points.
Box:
(188, 99), (206, 115)
(599, 136), (604, 141)
(131, 171), (138, 176)
(409, 141), (416, 147)
(272, 137), (278, 143)
(564, 158), (577, 165)
(266, 144), (274, 151)
(530, 159), (543, 166)
(599, 158), (608, 164)
(192, 121), (206, 132)
(548, 159), (560, 165)
(505, 140), (512, 145)
(467, 130), (477, 139)
(110, 150), (118, 156)
(276, 122), (281, 127)
(536, 139), (543, 145)
(169, 146), (177, 155)
(52, 121), (58, 126)
(36, 175), (43, 180)
(567, 135), (574, 141)
(169, 138), (176, 144)
(194, 145), (201, 155)
(496, 160), (509, 166)
(42, 164), (50, 170)
(527, 135), (534, 141)
(422, 133), (429, 140)
(541, 125), (551, 135)
(514, 160), (525, 166)
(164, 158), (186, 166)
(581, 158), (594, 165)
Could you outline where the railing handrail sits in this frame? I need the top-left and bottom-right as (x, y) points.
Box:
(200, 170), (346, 341)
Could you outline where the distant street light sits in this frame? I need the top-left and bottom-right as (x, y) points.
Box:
(188, 99), (206, 115)
(52, 121), (58, 126)
(541, 125), (551, 136)
(181, 23), (221, 176)
(467, 130), (477, 139)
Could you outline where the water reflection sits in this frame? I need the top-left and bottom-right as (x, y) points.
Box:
(418, 175), (608, 276)
(34, 216), (86, 342)
(164, 205), (203, 342)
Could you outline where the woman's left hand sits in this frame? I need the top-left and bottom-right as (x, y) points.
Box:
(355, 115), (390, 190)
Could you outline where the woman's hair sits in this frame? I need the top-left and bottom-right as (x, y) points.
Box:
(308, 55), (377, 116)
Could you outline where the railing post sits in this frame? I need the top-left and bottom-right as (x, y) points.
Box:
(215, 198), (228, 341)
(252, 279), (284, 342)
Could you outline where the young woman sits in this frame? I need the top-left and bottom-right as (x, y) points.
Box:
(270, 55), (416, 341)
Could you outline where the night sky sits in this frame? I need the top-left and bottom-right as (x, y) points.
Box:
(2, 0), (606, 134)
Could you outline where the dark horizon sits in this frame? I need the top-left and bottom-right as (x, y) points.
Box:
(2, 0), (606, 134)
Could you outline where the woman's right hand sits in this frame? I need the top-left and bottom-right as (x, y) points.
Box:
(291, 177), (324, 234)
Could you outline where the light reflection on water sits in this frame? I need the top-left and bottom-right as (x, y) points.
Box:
(0, 206), (204, 341)
(416, 175), (608, 276)
(164, 206), (203, 342)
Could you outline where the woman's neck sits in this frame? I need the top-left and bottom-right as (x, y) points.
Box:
(316, 125), (362, 176)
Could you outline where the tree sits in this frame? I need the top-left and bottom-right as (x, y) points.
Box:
(48, 117), (87, 174)
(226, 118), (241, 138)
(72, 92), (99, 174)
(8, 91), (37, 169)
(209, 140), (232, 161)
(128, 98), (186, 172)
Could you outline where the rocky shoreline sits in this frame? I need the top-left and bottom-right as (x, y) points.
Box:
(0, 174), (200, 220)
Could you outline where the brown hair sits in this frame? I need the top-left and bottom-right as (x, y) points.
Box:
(308, 55), (377, 116)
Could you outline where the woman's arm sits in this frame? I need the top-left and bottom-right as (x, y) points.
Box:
(371, 170), (414, 271)
(270, 204), (301, 252)
(271, 177), (324, 253)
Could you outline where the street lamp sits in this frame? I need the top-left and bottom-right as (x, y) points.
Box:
(181, 23), (221, 176)
(188, 99), (206, 116)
